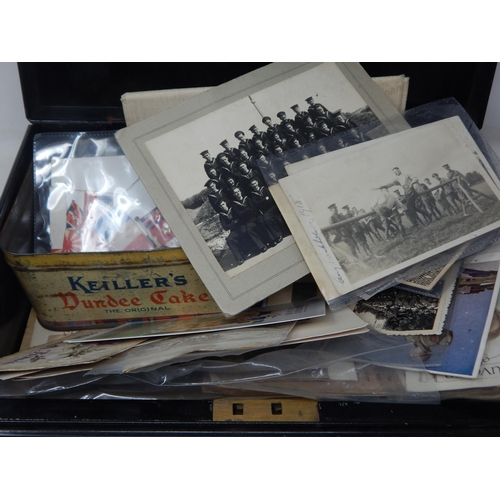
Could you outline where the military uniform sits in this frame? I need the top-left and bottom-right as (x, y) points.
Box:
(248, 181), (287, 244)
(230, 188), (274, 253)
(217, 202), (246, 265)
(290, 104), (311, 135)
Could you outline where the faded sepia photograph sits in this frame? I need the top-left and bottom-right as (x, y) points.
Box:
(280, 116), (500, 294)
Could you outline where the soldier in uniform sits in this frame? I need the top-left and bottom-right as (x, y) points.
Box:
(200, 150), (217, 177)
(234, 131), (255, 155)
(216, 153), (237, 184)
(266, 130), (287, 151)
(237, 145), (254, 166)
(326, 203), (359, 258)
(247, 178), (287, 245)
(271, 143), (285, 156)
(204, 163), (222, 183)
(314, 119), (337, 139)
(277, 111), (296, 137)
(262, 116), (283, 144)
(431, 172), (461, 214)
(372, 186), (407, 238)
(279, 119), (304, 142)
(361, 208), (385, 242)
(222, 175), (239, 198)
(415, 180), (442, 221)
(290, 104), (310, 135)
(355, 208), (383, 244)
(442, 163), (472, 206)
(411, 181), (433, 224)
(229, 186), (274, 253)
(205, 179), (229, 212)
(330, 109), (357, 132)
(305, 97), (325, 122)
(424, 177), (450, 217)
(219, 139), (239, 164)
(215, 198), (246, 265)
(236, 161), (264, 193)
(305, 97), (338, 128)
(249, 124), (268, 148)
(388, 167), (422, 229)
(349, 207), (372, 257)
(299, 115), (318, 141)
(252, 136), (272, 157)
(342, 205), (371, 257)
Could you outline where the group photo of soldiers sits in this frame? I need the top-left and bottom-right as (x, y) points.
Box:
(196, 96), (371, 270)
(324, 161), (498, 269)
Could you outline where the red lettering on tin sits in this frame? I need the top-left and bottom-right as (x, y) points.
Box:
(181, 290), (195, 303)
(57, 291), (79, 310)
(150, 290), (168, 305)
(106, 295), (119, 307)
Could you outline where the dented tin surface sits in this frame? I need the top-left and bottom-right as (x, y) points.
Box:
(0, 173), (221, 330)
(4, 249), (221, 330)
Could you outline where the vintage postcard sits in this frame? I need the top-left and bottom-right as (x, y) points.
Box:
(0, 331), (143, 372)
(280, 116), (500, 301)
(405, 293), (500, 391)
(351, 263), (459, 336)
(69, 298), (325, 343)
(406, 261), (500, 378)
(115, 63), (409, 315)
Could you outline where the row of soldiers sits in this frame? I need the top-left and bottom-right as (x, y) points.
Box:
(328, 203), (385, 260)
(200, 98), (363, 193)
(197, 98), (365, 266)
(206, 179), (288, 265)
(387, 164), (473, 232)
(327, 164), (479, 261)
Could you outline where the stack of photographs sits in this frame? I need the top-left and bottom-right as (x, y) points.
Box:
(7, 61), (497, 400)
(115, 62), (409, 316)
(277, 116), (500, 307)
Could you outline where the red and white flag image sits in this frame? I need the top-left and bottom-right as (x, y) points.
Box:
(60, 200), (84, 253)
(139, 207), (178, 248)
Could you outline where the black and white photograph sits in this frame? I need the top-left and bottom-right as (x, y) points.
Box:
(143, 63), (397, 276)
(351, 263), (458, 336)
(279, 116), (500, 298)
(116, 63), (409, 315)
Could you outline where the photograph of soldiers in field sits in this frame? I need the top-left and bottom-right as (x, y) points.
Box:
(279, 117), (500, 293)
(324, 159), (499, 285)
